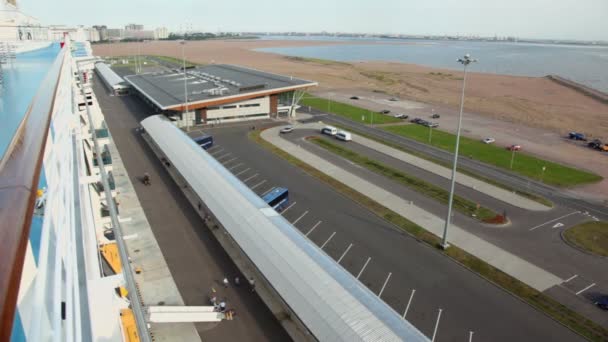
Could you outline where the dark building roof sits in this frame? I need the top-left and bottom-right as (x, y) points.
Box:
(123, 64), (317, 110)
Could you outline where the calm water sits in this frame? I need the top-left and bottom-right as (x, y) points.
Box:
(256, 36), (608, 92)
(0, 43), (60, 160)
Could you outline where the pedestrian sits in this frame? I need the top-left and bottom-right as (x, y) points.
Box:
(219, 300), (226, 313)
(234, 276), (240, 286)
(223, 277), (229, 288)
(248, 277), (256, 292)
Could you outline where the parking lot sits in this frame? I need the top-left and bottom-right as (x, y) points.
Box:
(189, 124), (583, 342)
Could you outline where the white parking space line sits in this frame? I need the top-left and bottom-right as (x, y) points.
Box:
(243, 173), (258, 183)
(281, 202), (297, 215)
(575, 283), (596, 295)
(206, 145), (220, 151)
(564, 274), (578, 283)
(251, 180), (267, 190)
(402, 289), (416, 319)
(305, 220), (321, 236)
(356, 257), (371, 279)
(291, 210), (309, 225)
(235, 168), (251, 177)
(337, 243), (353, 263)
(469, 331), (474, 342)
(228, 163), (243, 171)
(529, 211), (580, 231)
(320, 232), (336, 249)
(431, 308), (443, 342)
(261, 187), (275, 196)
(378, 272), (392, 298)
(210, 148), (224, 156)
(222, 157), (238, 165)
(216, 153), (232, 161)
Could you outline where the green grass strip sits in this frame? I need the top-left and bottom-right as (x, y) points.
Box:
(250, 129), (608, 341)
(564, 221), (608, 257)
(300, 94), (401, 124)
(309, 136), (498, 222)
(382, 124), (602, 187)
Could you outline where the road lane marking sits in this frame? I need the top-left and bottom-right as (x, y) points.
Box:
(222, 157), (238, 165)
(356, 257), (371, 279)
(228, 163), (243, 171)
(291, 210), (309, 225)
(431, 308), (443, 342)
(529, 211), (580, 231)
(552, 222), (564, 229)
(378, 272), (392, 298)
(305, 220), (321, 236)
(281, 202), (297, 215)
(576, 283), (596, 295)
(235, 168), (251, 176)
(564, 274), (578, 283)
(216, 153), (232, 161)
(403, 289), (416, 319)
(337, 243), (353, 263)
(210, 148), (224, 156)
(243, 173), (258, 183)
(251, 180), (266, 190)
(320, 232), (336, 249)
(261, 187), (275, 196)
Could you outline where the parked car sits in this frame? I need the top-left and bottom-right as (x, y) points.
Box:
(280, 126), (294, 134)
(388, 98), (398, 101)
(321, 125), (338, 136)
(568, 132), (587, 141)
(588, 139), (604, 150)
(595, 297), (608, 310)
(482, 138), (496, 144)
(380, 109), (391, 114)
(507, 144), (522, 151)
(350, 96), (360, 100)
(428, 122), (439, 128)
(431, 113), (440, 119)
(394, 114), (409, 119)
(410, 118), (422, 123)
(335, 131), (352, 141)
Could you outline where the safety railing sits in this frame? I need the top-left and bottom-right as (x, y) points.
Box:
(0, 46), (65, 341)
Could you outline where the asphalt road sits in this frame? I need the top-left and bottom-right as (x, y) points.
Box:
(287, 127), (608, 327)
(191, 124), (584, 342)
(92, 80), (291, 341)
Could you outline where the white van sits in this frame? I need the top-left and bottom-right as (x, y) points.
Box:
(335, 131), (352, 141)
(321, 126), (338, 136)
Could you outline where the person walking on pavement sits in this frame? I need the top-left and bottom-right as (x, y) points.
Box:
(223, 277), (229, 288)
(234, 276), (240, 286)
(219, 300), (226, 313)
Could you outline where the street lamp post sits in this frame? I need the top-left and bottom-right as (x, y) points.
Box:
(181, 40), (190, 131)
(440, 54), (477, 249)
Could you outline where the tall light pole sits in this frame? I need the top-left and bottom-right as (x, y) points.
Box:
(181, 40), (190, 131)
(441, 54), (477, 249)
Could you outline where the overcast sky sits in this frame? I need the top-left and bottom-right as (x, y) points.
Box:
(19, 0), (608, 41)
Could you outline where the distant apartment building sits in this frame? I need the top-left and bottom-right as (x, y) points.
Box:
(106, 28), (124, 41)
(125, 23), (144, 31)
(155, 27), (169, 39)
(124, 29), (155, 40)
(92, 25), (108, 40)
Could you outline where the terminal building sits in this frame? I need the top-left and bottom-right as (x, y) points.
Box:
(124, 64), (317, 127)
(94, 62), (131, 96)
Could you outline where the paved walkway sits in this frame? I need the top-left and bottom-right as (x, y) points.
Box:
(106, 119), (201, 341)
(262, 125), (563, 292)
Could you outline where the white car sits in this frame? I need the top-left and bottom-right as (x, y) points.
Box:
(335, 131), (352, 141)
(482, 138), (495, 144)
(321, 126), (338, 136)
(280, 126), (294, 134)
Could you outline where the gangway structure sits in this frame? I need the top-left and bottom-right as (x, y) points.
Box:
(141, 114), (430, 342)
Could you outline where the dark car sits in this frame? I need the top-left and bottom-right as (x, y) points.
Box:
(431, 114), (440, 119)
(388, 98), (398, 101)
(589, 139), (603, 150)
(595, 297), (608, 310)
(350, 96), (360, 100)
(380, 109), (391, 114)
(410, 118), (421, 123)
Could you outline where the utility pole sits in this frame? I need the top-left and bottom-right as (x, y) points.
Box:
(441, 54), (477, 249)
(181, 40), (190, 131)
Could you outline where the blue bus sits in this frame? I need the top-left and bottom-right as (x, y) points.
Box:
(262, 187), (289, 211)
(193, 134), (213, 150)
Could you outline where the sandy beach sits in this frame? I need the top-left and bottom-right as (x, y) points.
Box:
(93, 39), (608, 199)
